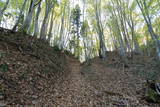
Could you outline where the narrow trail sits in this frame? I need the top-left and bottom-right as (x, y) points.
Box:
(52, 57), (96, 107)
(49, 57), (149, 107)
(48, 57), (141, 107)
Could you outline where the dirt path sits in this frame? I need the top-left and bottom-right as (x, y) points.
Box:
(50, 58), (97, 107)
(39, 57), (151, 107)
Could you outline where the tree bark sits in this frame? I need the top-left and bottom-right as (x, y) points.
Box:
(59, 4), (66, 49)
(12, 0), (27, 31)
(40, 0), (54, 40)
(47, 10), (54, 43)
(94, 0), (107, 59)
(34, 1), (41, 36)
(20, 0), (37, 33)
(136, 0), (160, 60)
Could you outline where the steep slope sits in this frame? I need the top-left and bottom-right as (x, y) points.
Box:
(81, 56), (160, 107)
(0, 28), (70, 106)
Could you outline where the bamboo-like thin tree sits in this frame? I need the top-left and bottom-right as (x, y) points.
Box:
(70, 4), (81, 58)
(136, 0), (160, 60)
(20, 0), (42, 33)
(94, 0), (107, 59)
(12, 0), (27, 31)
(34, 1), (41, 36)
(40, 0), (57, 40)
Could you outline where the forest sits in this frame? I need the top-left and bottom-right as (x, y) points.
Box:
(0, 0), (160, 106)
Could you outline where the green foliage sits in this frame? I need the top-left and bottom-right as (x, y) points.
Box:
(0, 86), (5, 99)
(0, 51), (8, 73)
(0, 64), (9, 72)
(0, 1), (5, 8)
(81, 20), (89, 37)
(146, 88), (160, 103)
(53, 45), (62, 52)
(0, 51), (6, 58)
(10, 0), (23, 9)
(138, 70), (159, 81)
(18, 14), (25, 28)
(4, 12), (12, 18)
(130, 1), (137, 11)
(70, 4), (81, 26)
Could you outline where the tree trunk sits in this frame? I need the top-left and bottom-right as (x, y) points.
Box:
(59, 6), (65, 49)
(20, 0), (36, 33)
(47, 10), (54, 43)
(76, 23), (80, 58)
(40, 1), (53, 40)
(136, 0), (160, 60)
(34, 1), (41, 36)
(83, 37), (88, 61)
(148, 26), (160, 59)
(40, 10), (50, 40)
(12, 0), (27, 31)
(95, 0), (107, 59)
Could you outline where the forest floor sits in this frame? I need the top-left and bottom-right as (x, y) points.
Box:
(0, 27), (160, 107)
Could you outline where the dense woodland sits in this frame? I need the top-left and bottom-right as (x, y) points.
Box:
(0, 0), (160, 62)
(0, 0), (160, 106)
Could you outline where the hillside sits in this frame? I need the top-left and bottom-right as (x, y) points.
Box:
(0, 28), (71, 106)
(0, 28), (160, 106)
(81, 56), (160, 107)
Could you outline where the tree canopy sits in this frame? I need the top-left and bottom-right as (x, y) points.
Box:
(0, 0), (160, 62)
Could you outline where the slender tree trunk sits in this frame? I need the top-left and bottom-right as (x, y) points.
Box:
(95, 0), (107, 59)
(20, 0), (36, 33)
(40, 1), (53, 40)
(40, 10), (50, 40)
(131, 27), (141, 54)
(148, 25), (160, 59)
(40, 11), (49, 40)
(12, 0), (27, 31)
(110, 30), (118, 50)
(59, 5), (65, 49)
(76, 22), (80, 58)
(48, 10), (54, 43)
(136, 0), (160, 60)
(127, 16), (141, 54)
(63, 2), (71, 50)
(111, 9), (128, 63)
(34, 1), (41, 36)
(83, 37), (88, 61)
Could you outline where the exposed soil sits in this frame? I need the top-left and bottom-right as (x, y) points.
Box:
(0, 28), (160, 107)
